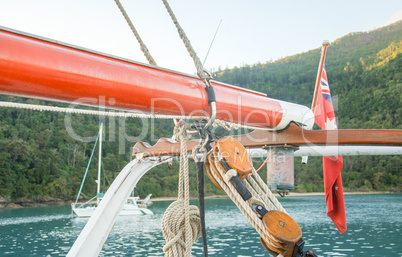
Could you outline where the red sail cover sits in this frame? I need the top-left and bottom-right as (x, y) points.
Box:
(314, 66), (347, 234)
(0, 27), (292, 129)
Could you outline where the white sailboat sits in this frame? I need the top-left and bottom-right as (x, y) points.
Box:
(71, 123), (153, 217)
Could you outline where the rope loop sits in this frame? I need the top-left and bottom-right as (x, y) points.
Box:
(162, 120), (201, 257)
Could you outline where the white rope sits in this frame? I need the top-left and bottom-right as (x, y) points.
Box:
(0, 101), (205, 120)
(114, 0), (157, 66)
(250, 168), (287, 213)
(207, 159), (284, 254)
(243, 179), (277, 211)
(212, 119), (241, 131)
(162, 121), (201, 257)
(205, 148), (291, 256)
(161, 0), (206, 79)
(0, 101), (252, 131)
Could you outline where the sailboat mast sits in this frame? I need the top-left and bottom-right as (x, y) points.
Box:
(97, 123), (103, 205)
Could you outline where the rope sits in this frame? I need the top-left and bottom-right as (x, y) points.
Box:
(162, 121), (201, 257)
(212, 119), (240, 131)
(205, 149), (290, 256)
(0, 101), (258, 132)
(0, 101), (204, 120)
(114, 0), (157, 65)
(161, 0), (206, 79)
(250, 168), (286, 213)
(207, 162), (283, 254)
(255, 152), (274, 173)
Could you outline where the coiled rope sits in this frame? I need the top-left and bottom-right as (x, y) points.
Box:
(162, 120), (201, 257)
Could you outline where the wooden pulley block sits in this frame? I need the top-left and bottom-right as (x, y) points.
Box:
(260, 210), (302, 257)
(205, 136), (253, 190)
(215, 136), (253, 180)
(205, 147), (223, 190)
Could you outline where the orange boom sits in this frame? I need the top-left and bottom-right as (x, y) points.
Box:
(0, 26), (313, 129)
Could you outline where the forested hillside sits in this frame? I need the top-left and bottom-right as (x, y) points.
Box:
(216, 20), (402, 193)
(0, 21), (401, 203)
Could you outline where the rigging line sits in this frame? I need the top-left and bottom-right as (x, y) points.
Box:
(160, 3), (215, 248)
(0, 101), (205, 120)
(161, 0), (206, 79)
(203, 19), (222, 66)
(0, 101), (277, 131)
(74, 131), (100, 205)
(115, 0), (195, 135)
(255, 152), (274, 173)
(160, 0), (217, 132)
(114, 0), (157, 66)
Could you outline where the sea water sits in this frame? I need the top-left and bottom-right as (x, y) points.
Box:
(0, 194), (400, 256)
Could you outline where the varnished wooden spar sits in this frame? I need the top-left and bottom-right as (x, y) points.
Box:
(133, 123), (402, 157)
(0, 26), (313, 130)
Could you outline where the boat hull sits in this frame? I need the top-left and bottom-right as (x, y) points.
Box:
(72, 199), (153, 218)
(73, 206), (153, 217)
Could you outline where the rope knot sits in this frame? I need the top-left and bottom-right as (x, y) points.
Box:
(163, 120), (201, 256)
(173, 120), (191, 142)
(162, 200), (201, 256)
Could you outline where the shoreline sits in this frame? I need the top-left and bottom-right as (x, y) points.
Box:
(150, 190), (396, 202)
(0, 191), (398, 210)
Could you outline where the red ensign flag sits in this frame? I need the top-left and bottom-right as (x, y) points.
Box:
(314, 66), (347, 234)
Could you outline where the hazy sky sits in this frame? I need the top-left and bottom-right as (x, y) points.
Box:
(0, 0), (401, 74)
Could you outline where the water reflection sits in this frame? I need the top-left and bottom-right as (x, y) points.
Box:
(0, 194), (400, 256)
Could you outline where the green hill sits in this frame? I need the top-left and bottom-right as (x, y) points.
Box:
(216, 20), (402, 121)
(215, 20), (402, 193)
(0, 21), (401, 203)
